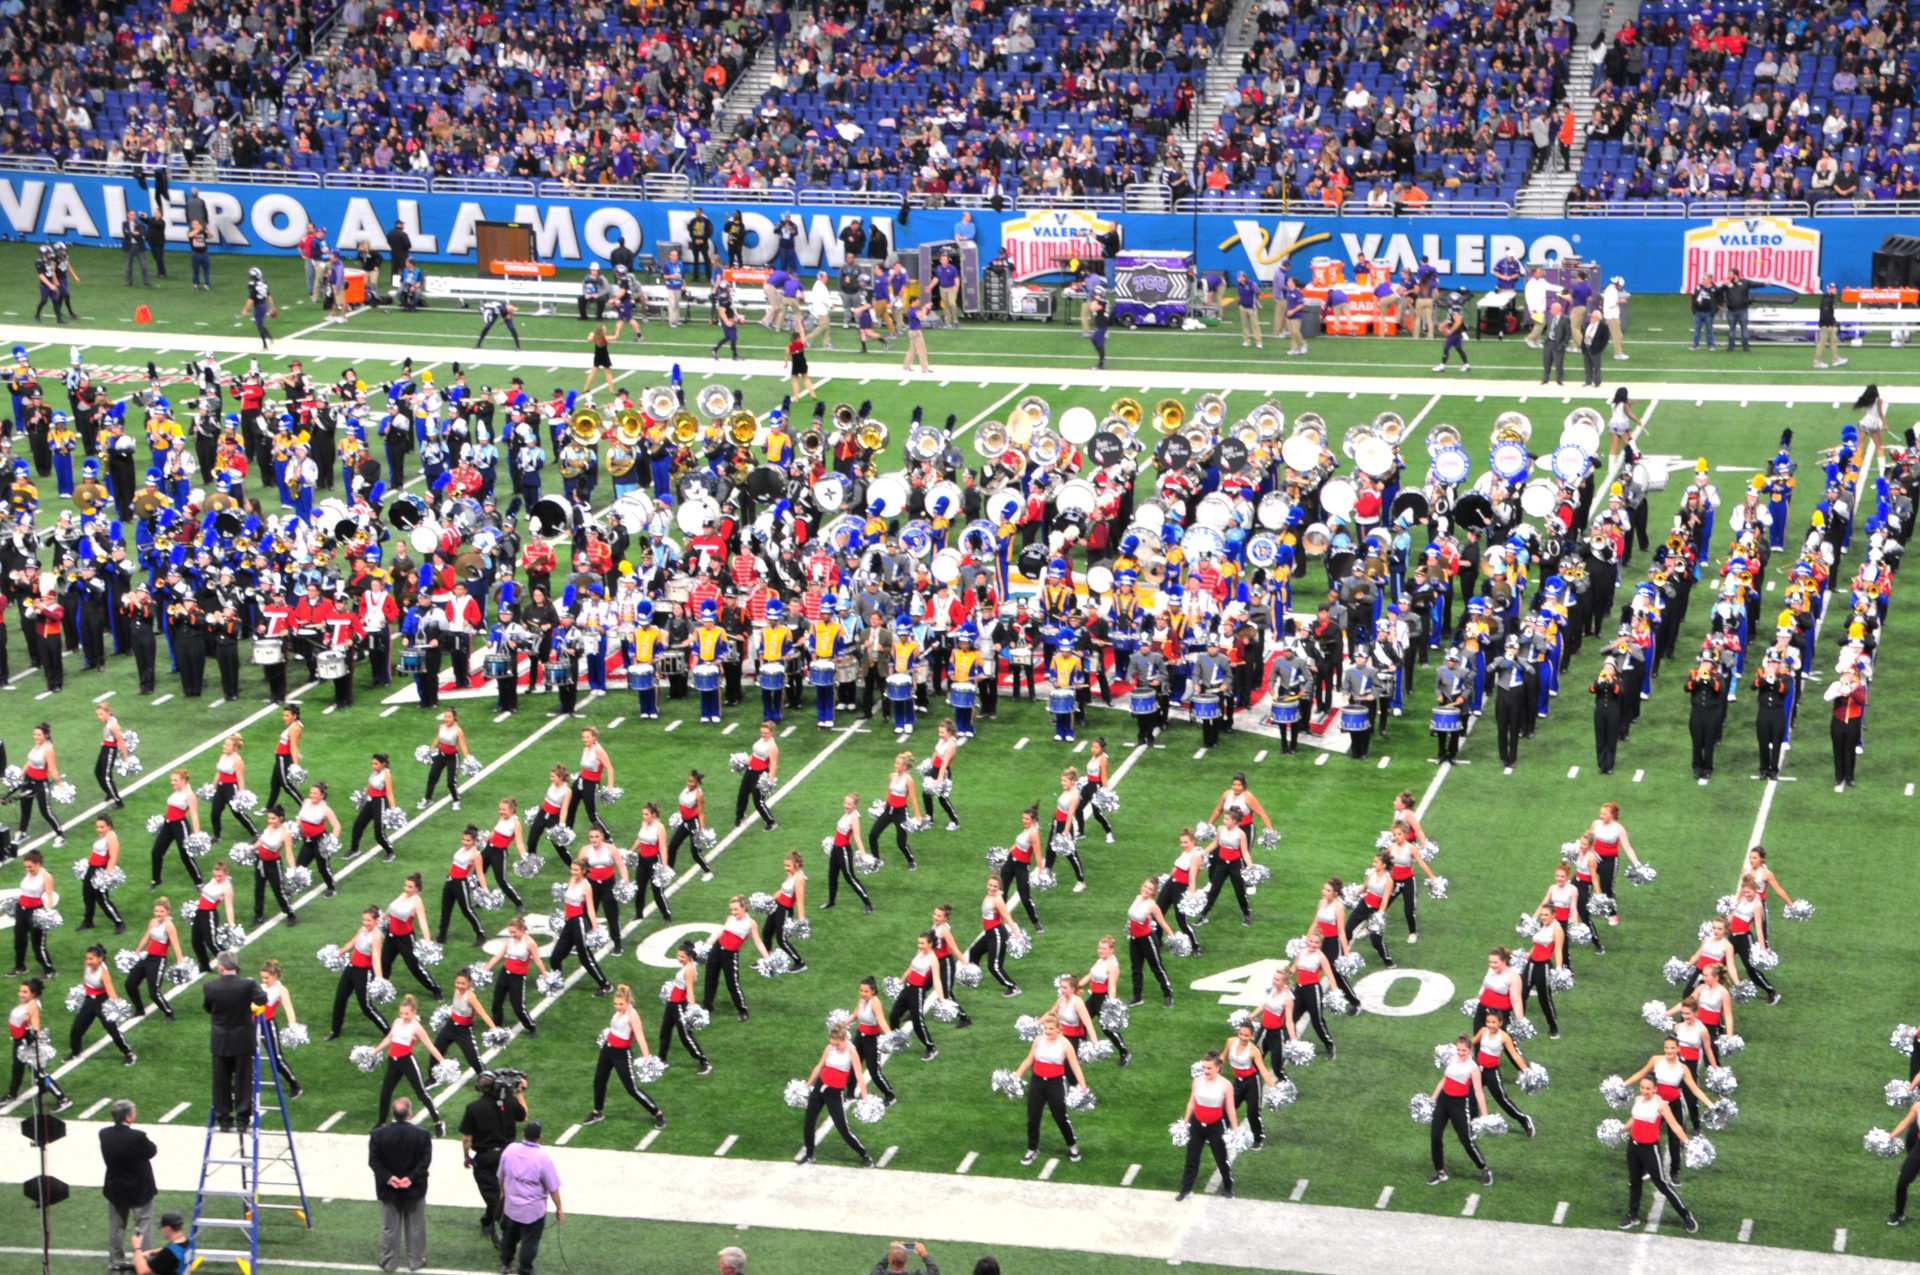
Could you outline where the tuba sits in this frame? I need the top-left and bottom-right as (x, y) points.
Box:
(1426, 421), (1462, 455)
(800, 427), (826, 459)
(907, 423), (946, 462)
(974, 422), (1009, 460)
(1111, 397), (1143, 429)
(570, 407), (604, 444)
(696, 384), (733, 419)
(1372, 411), (1406, 447)
(1248, 400), (1285, 440)
(831, 403), (857, 431)
(614, 409), (646, 445)
(1016, 394), (1052, 430)
(727, 409), (759, 447)
(670, 410), (701, 444)
(1028, 427), (1062, 468)
(1154, 398), (1185, 434)
(858, 419), (889, 451)
(643, 385), (679, 420)
(1491, 411), (1533, 445)
(1194, 393), (1227, 429)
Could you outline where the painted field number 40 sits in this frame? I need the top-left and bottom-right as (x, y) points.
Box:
(1190, 961), (1456, 1017)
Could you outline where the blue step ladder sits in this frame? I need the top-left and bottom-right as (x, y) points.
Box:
(188, 1013), (313, 1272)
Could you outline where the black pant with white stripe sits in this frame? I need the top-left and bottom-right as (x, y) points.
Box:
(298, 836), (337, 893)
(1521, 960), (1559, 1035)
(127, 954), (172, 1018)
(526, 811), (565, 865)
(330, 966), (392, 1036)
(1044, 821), (1084, 884)
(964, 927), (1016, 990)
(1085, 990), (1126, 1059)
(888, 983), (933, 1050)
(190, 908), (218, 971)
(480, 846), (521, 908)
(636, 856), (672, 920)
(1389, 874), (1419, 935)
(1072, 780), (1112, 838)
(210, 785), (257, 841)
(1431, 1092), (1486, 1173)
(150, 821), (199, 888)
(81, 874), (124, 929)
(1254, 1021), (1288, 1081)
(592, 1045), (661, 1117)
(1344, 903), (1393, 965)
(382, 933), (442, 999)
(263, 1019), (300, 1092)
(1626, 1141), (1691, 1223)
(763, 906), (803, 968)
(69, 995), (133, 1060)
(803, 1081), (867, 1161)
(349, 798), (396, 858)
(825, 845), (870, 908)
(94, 746), (123, 807)
(434, 1021), (483, 1075)
(1128, 933), (1172, 1003)
(1155, 878), (1199, 951)
(700, 948), (748, 1014)
(423, 754), (461, 805)
(853, 1032), (893, 1100)
(1294, 982), (1335, 1052)
(253, 858), (294, 922)
(656, 1001), (708, 1067)
(377, 1052), (440, 1125)
(1178, 1116), (1230, 1195)
(547, 917), (607, 992)
(568, 779), (612, 838)
(491, 972), (534, 1033)
(1231, 1072), (1264, 1143)
(11, 911), (52, 975)
(734, 771), (776, 829)
(266, 755), (298, 812)
(440, 878), (485, 944)
(1026, 1074), (1077, 1153)
(868, 807), (915, 867)
(1729, 932), (1777, 998)
(665, 822), (712, 874)
(1000, 861), (1037, 927)
(11, 779), (62, 841)
(589, 878), (624, 954)
(6, 1031), (68, 1104)
(1479, 1064), (1531, 1128)
(1204, 858), (1250, 921)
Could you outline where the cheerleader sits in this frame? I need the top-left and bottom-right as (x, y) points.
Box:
(1011, 1012), (1086, 1167)
(1537, 862), (1584, 969)
(930, 906), (971, 1028)
(1001, 807), (1042, 930)
(851, 977), (894, 1101)
(1518, 906), (1564, 1038)
(1427, 1038), (1492, 1187)
(1886, 1104), (1920, 1226)
(1570, 833), (1608, 955)
(483, 798), (529, 910)
(665, 770), (714, 877)
(1050, 972), (1106, 1066)
(1318, 881), (1367, 1007)
(1174, 1051), (1235, 1199)
(264, 705), (305, 812)
(126, 899), (181, 1020)
(547, 859), (612, 996)
(1045, 769), (1087, 891)
(579, 827), (631, 956)
(568, 728), (615, 838)
(1668, 970), (1735, 1043)
(1071, 738), (1114, 842)
(1726, 875), (1781, 1004)
(8, 850), (56, 977)
(1589, 801), (1642, 927)
(1156, 831), (1209, 955)
(188, 861), (238, 971)
(69, 945), (135, 1065)
(1625, 1036), (1713, 1176)
(1392, 789), (1427, 844)
(434, 968), (498, 1076)
(929, 721), (961, 831)
(349, 755), (400, 862)
(419, 710), (470, 811)
(148, 770), (203, 889)
(258, 959), (303, 1098)
(524, 768), (572, 866)
(294, 784), (343, 898)
(1254, 967), (1299, 1080)
(1344, 851), (1398, 969)
(735, 722), (780, 831)
(1201, 809), (1257, 926)
(629, 804), (673, 922)
(372, 995), (446, 1135)
(1743, 846), (1793, 929)
(4, 979), (70, 1107)
(888, 931), (946, 1060)
(484, 915), (545, 1036)
(78, 815), (126, 933)
(1619, 1076), (1699, 1232)
(1222, 1022), (1277, 1149)
(964, 874), (1022, 997)
(763, 850), (809, 973)
(92, 703), (130, 809)
(1670, 1001), (1717, 1125)
(701, 895), (767, 1020)
(439, 827), (491, 947)
(380, 874), (443, 998)
(869, 753), (924, 870)
(656, 942), (710, 1074)
(1470, 1011), (1538, 1136)
(1083, 936), (1130, 1064)
(1471, 947), (1523, 1036)
(5, 724), (65, 845)
(1384, 823), (1438, 944)
(821, 794), (873, 913)
(1206, 773), (1276, 840)
(798, 1020), (873, 1166)
(1680, 920), (1741, 1000)
(1122, 877), (1175, 1009)
(1292, 930), (1340, 1057)
(207, 736), (258, 841)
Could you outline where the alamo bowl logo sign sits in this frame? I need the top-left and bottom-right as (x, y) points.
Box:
(1000, 210), (1110, 282)
(1683, 217), (1821, 293)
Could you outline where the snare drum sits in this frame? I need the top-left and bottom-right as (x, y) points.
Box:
(885, 673), (914, 703)
(692, 662), (722, 693)
(1430, 706), (1464, 734)
(834, 654), (858, 684)
(758, 664), (786, 692)
(250, 638), (284, 666)
(398, 646), (425, 674)
(1339, 705), (1372, 733)
(808, 658), (838, 688)
(484, 651), (513, 679)
(948, 683), (978, 710)
(1192, 694), (1222, 722)
(315, 650), (349, 681)
(1129, 690), (1159, 715)
(1047, 687), (1078, 716)
(627, 661), (656, 691)
(1009, 646), (1034, 668)
(1269, 699), (1302, 726)
(544, 661), (570, 688)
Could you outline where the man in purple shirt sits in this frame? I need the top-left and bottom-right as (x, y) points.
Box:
(497, 1121), (564, 1275)
(934, 253), (961, 326)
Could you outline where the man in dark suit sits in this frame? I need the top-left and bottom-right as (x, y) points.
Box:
(202, 951), (266, 1132)
(101, 1099), (158, 1273)
(369, 1097), (433, 1272)
(1540, 299), (1571, 386)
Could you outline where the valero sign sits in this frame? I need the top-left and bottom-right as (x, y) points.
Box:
(1683, 216), (1821, 293)
(999, 209), (1109, 282)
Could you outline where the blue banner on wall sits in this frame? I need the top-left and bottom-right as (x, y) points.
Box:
(0, 172), (1898, 294)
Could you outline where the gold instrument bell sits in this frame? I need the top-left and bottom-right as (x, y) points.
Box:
(858, 419), (889, 450)
(727, 409), (759, 447)
(670, 410), (701, 444)
(1112, 397), (1143, 428)
(1154, 397), (1185, 434)
(614, 409), (646, 445)
(569, 407), (604, 443)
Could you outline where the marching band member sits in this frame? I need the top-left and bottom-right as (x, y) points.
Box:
(419, 709), (471, 811)
(657, 942), (711, 1073)
(1012, 1011), (1087, 1168)
(869, 753), (925, 872)
(482, 797), (529, 909)
(1471, 1010), (1538, 1136)
(9, 850), (57, 977)
(1201, 809), (1256, 927)
(734, 721), (780, 832)
(1625, 1036), (1714, 1177)
(1158, 831), (1210, 956)
(295, 784), (343, 900)
(6, 723), (66, 846)
(929, 720), (962, 830)
(1123, 877), (1176, 1010)
(149, 769), (204, 889)
(582, 985), (666, 1129)
(965, 874), (1023, 997)
(1174, 1051), (1234, 1199)
(762, 850), (809, 973)
(889, 931), (947, 1061)
(69, 945), (136, 1066)
(549, 858), (613, 996)
(1520, 905), (1564, 1038)
(265, 705), (304, 811)
(1618, 1076), (1700, 1232)
(350, 754), (401, 862)
(79, 814), (126, 933)
(665, 769), (715, 878)
(371, 995), (447, 1135)
(806, 596), (848, 730)
(568, 728), (616, 839)
(626, 599), (669, 721)
(578, 827), (631, 956)
(629, 804), (673, 922)
(752, 598), (795, 723)
(6, 978), (71, 1107)
(1427, 1037), (1492, 1187)
(187, 860), (238, 972)
(257, 959), (303, 1097)
(1045, 768), (1087, 891)
(701, 894), (769, 1021)
(92, 702), (130, 809)
(1726, 875), (1780, 1003)
(381, 873), (443, 999)
(798, 1019), (873, 1166)
(688, 601), (731, 724)
(1222, 1022), (1277, 1149)
(126, 899), (181, 1020)
(1046, 640), (1084, 743)
(483, 915), (546, 1036)
(440, 826), (492, 947)
(884, 616), (923, 737)
(1072, 738), (1114, 843)
(207, 735), (258, 841)
(1432, 647), (1471, 764)
(1082, 935), (1129, 1064)
(947, 622), (983, 738)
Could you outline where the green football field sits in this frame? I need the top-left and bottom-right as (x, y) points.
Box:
(0, 241), (1916, 1265)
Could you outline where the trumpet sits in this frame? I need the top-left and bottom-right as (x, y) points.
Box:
(800, 428), (826, 459)
(1153, 397), (1185, 434)
(1111, 397), (1143, 428)
(1194, 394), (1227, 429)
(858, 420), (888, 451)
(726, 409), (759, 447)
(569, 407), (604, 444)
(613, 409), (647, 446)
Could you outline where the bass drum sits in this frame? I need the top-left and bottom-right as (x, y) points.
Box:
(1431, 445), (1472, 487)
(1181, 524), (1226, 561)
(1055, 479), (1098, 519)
(1194, 491), (1235, 531)
(1520, 477), (1559, 519)
(1281, 433), (1321, 473)
(1320, 476), (1358, 522)
(1245, 532), (1280, 568)
(1256, 492), (1292, 530)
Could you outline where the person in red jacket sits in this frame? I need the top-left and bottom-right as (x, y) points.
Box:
(1826, 663), (1868, 790)
(290, 579), (335, 684)
(323, 604), (365, 708)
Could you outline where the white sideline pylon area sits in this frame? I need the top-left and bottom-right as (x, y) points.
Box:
(0, 321), (1878, 406)
(1, 1118), (1906, 1275)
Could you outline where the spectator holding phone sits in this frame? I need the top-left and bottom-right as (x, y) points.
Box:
(870, 1241), (938, 1275)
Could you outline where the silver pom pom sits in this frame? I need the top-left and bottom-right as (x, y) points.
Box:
(921, 775), (952, 799)
(1178, 890), (1209, 918)
(350, 1045), (380, 1072)
(114, 948), (143, 974)
(1697, 920), (1718, 944)
(1507, 1015), (1537, 1042)
(1322, 989), (1352, 1016)
(286, 765), (308, 787)
(1425, 875), (1448, 900)
(747, 892), (777, 916)
(1515, 913), (1541, 940)
(167, 960), (199, 985)
(228, 843), (258, 870)
(214, 923), (246, 950)
(512, 854), (546, 879)
(1168, 1119), (1191, 1147)
(642, 862), (669, 889)
(631, 1055), (667, 1083)
(756, 774), (777, 797)
(1222, 1123), (1253, 1154)
(70, 858), (89, 882)
(784, 1078), (811, 1108)
(1684, 1136), (1717, 1170)
(692, 941), (713, 965)
(431, 1058), (462, 1086)
(549, 883), (569, 905)
(351, 790), (370, 811)
(1717, 1033), (1745, 1056)
(1471, 1114), (1509, 1138)
(1066, 1084), (1097, 1113)
(482, 1027), (512, 1049)
(1599, 1075), (1633, 1109)
(728, 753), (751, 774)
(413, 745), (437, 767)
(1715, 894), (1736, 916)
(1341, 883), (1364, 908)
(31, 907), (63, 931)
(547, 826), (575, 850)
(460, 755), (483, 779)
(1894, 1024), (1918, 1057)
(1732, 981), (1758, 1004)
(1625, 863), (1657, 886)
(1030, 868), (1058, 893)
(115, 755), (145, 779)
(1285, 938), (1305, 961)
(1094, 787), (1121, 815)
(231, 790), (258, 814)
(1244, 864), (1272, 887)
(1192, 821), (1216, 843)
(63, 985), (86, 1013)
(1434, 1043), (1458, 1070)
(1015, 1014), (1042, 1043)
(1367, 913), (1386, 936)
(1257, 827), (1280, 851)
(1703, 1099), (1739, 1130)
(1282, 1039), (1315, 1067)
(1076, 1040), (1114, 1064)
(992, 1069), (1027, 1101)
(318, 834), (340, 861)
(682, 1007), (710, 1032)
(145, 814), (165, 837)
(1460, 997), (1481, 1019)
(955, 962), (983, 989)
(1548, 967), (1575, 992)
(1409, 1093), (1434, 1125)
(1228, 1009), (1252, 1032)
(984, 846), (1009, 870)
(1100, 1000), (1130, 1032)
(1334, 952), (1364, 979)
(2, 896), (22, 919)
(100, 997), (134, 1025)
(754, 951), (793, 978)
(825, 1008), (855, 1032)
(1164, 933), (1194, 958)
(1420, 840), (1441, 863)
(694, 827), (718, 853)
(278, 1023), (310, 1051)
(382, 807), (408, 833)
(1007, 930), (1033, 960)
(1783, 898), (1814, 921)
(584, 926), (613, 953)
(414, 939), (445, 967)
(1567, 922), (1594, 947)
(868, 798), (889, 818)
(1867, 1128), (1906, 1158)
(1189, 1060), (1209, 1079)
(1263, 1080), (1298, 1109)
(1750, 945), (1780, 971)
(613, 880), (638, 904)
(928, 997), (961, 1023)
(465, 965), (493, 991)
(1596, 1119), (1628, 1148)
(852, 1094), (888, 1125)
(1517, 1064), (1550, 1094)
(881, 975), (905, 1000)
(668, 812), (685, 830)
(1589, 893), (1617, 917)
(198, 782), (220, 801)
(1705, 1066), (1738, 1095)
(904, 815), (933, 834)
(1641, 1000), (1674, 1031)
(877, 1029), (912, 1056)
(536, 971), (566, 997)
(1661, 957), (1690, 986)
(473, 888), (505, 911)
(599, 787), (624, 808)
(366, 978), (397, 1005)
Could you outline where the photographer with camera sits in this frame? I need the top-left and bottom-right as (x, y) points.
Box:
(870, 1242), (938, 1275)
(459, 1069), (528, 1250)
